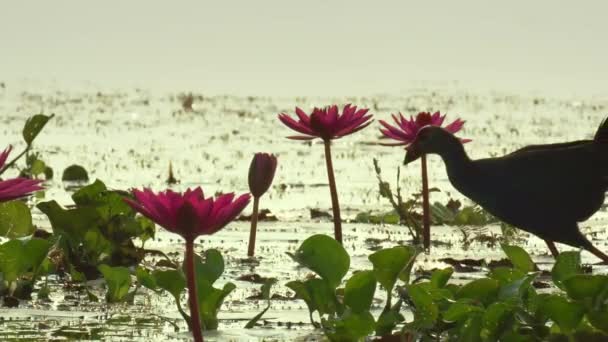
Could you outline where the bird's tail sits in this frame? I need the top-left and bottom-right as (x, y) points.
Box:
(594, 116), (608, 143)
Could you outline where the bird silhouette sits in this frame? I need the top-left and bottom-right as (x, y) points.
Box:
(404, 117), (608, 263)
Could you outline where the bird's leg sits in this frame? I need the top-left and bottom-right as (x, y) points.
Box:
(585, 243), (608, 265)
(545, 240), (560, 258)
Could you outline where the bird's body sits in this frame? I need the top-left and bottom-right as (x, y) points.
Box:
(405, 118), (608, 262)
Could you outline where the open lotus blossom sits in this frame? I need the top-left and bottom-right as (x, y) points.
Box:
(379, 111), (471, 146)
(125, 187), (250, 342)
(279, 104), (373, 244)
(247, 153), (278, 257)
(0, 145), (44, 202)
(278, 104), (373, 141)
(379, 111), (470, 251)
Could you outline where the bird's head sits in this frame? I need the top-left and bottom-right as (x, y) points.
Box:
(404, 126), (457, 165)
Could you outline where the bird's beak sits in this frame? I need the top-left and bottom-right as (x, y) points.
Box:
(403, 144), (421, 165)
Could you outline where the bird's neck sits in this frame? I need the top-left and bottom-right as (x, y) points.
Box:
(436, 139), (471, 177)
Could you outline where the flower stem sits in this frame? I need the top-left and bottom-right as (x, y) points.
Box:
(323, 140), (342, 244)
(247, 196), (260, 257)
(185, 239), (204, 342)
(421, 154), (431, 251)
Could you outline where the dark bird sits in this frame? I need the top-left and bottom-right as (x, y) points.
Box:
(404, 117), (608, 263)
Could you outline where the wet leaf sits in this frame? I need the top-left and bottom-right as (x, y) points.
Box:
(369, 246), (417, 292)
(193, 249), (224, 286)
(0, 200), (34, 238)
(0, 238), (50, 283)
(562, 274), (608, 302)
(587, 309), (608, 333)
(198, 281), (236, 330)
(323, 310), (375, 342)
(430, 267), (453, 288)
(23, 114), (53, 145)
(98, 264), (132, 302)
(552, 251), (581, 290)
(444, 300), (482, 322)
(344, 270), (376, 313)
(62, 164), (89, 182)
(539, 294), (585, 333)
(374, 301), (404, 336)
(501, 244), (535, 273)
(245, 278), (277, 329)
(153, 269), (186, 300)
(407, 283), (438, 328)
(288, 234), (349, 289)
(456, 278), (500, 306)
(135, 267), (157, 290)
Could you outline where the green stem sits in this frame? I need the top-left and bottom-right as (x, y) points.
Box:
(421, 154), (431, 250)
(323, 140), (342, 244)
(185, 239), (204, 342)
(247, 196), (260, 257)
(0, 145), (30, 176)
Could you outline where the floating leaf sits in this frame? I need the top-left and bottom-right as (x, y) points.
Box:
(23, 114), (53, 145)
(344, 271), (376, 313)
(501, 244), (535, 273)
(62, 164), (89, 182)
(0, 200), (34, 238)
(99, 264), (132, 302)
(288, 234), (349, 289)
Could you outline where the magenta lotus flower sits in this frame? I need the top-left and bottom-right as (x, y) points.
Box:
(125, 187), (250, 342)
(0, 145), (44, 202)
(278, 104), (373, 141)
(279, 104), (374, 244)
(247, 153), (278, 257)
(125, 187), (250, 241)
(379, 111), (470, 251)
(379, 111), (471, 146)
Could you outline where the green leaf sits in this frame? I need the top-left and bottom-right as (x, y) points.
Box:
(153, 269), (186, 300)
(288, 234), (350, 289)
(588, 309), (608, 333)
(456, 278), (500, 306)
(369, 246), (417, 292)
(562, 275), (608, 301)
(552, 251), (581, 290)
(135, 267), (157, 290)
(0, 238), (50, 283)
(23, 114), (53, 145)
(374, 301), (404, 336)
(323, 310), (376, 342)
(481, 302), (514, 340)
(0, 200), (34, 238)
(98, 264), (132, 302)
(539, 294), (585, 333)
(501, 244), (535, 273)
(62, 164), (89, 182)
(193, 249), (224, 286)
(430, 267), (454, 288)
(344, 271), (376, 313)
(407, 283), (439, 328)
(198, 282), (236, 330)
(444, 300), (483, 322)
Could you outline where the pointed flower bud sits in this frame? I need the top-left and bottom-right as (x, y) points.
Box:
(248, 153), (277, 198)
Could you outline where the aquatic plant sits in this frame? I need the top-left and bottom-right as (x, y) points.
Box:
(279, 104), (373, 243)
(0, 145), (43, 202)
(379, 111), (469, 250)
(247, 152), (277, 257)
(125, 187), (250, 342)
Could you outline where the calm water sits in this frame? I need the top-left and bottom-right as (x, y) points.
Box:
(1, 83), (607, 341)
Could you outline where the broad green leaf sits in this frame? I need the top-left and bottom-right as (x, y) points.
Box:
(0, 238), (50, 283)
(481, 302), (514, 340)
(135, 267), (157, 290)
(286, 280), (315, 313)
(458, 312), (483, 342)
(563, 275), (608, 301)
(193, 249), (224, 286)
(539, 294), (585, 333)
(588, 309), (608, 333)
(369, 246), (416, 292)
(23, 114), (53, 145)
(288, 234), (349, 288)
(407, 283), (438, 328)
(245, 278), (277, 329)
(153, 269), (186, 300)
(0, 200), (34, 238)
(552, 251), (581, 290)
(456, 278), (500, 306)
(498, 274), (537, 300)
(62, 164), (89, 182)
(323, 310), (376, 342)
(430, 267), (453, 288)
(374, 301), (404, 336)
(489, 267), (526, 285)
(98, 264), (132, 302)
(444, 300), (483, 322)
(344, 271), (376, 313)
(501, 244), (535, 273)
(198, 281), (236, 330)
(71, 179), (107, 205)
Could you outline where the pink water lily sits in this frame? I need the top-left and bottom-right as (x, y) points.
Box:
(0, 145), (44, 202)
(379, 111), (470, 146)
(379, 111), (470, 251)
(278, 104), (373, 141)
(279, 104), (374, 244)
(125, 187), (250, 342)
(125, 187), (250, 241)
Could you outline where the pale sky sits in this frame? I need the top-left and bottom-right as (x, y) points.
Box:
(0, 1), (606, 96)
